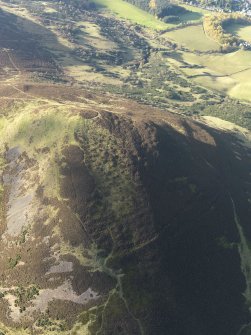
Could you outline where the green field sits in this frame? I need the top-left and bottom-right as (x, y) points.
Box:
(92, 0), (251, 101)
(183, 50), (251, 75)
(179, 49), (251, 100)
(93, 0), (170, 30)
(224, 23), (251, 43)
(92, 0), (206, 30)
(178, 10), (202, 23)
(172, 4), (207, 24)
(181, 3), (212, 16)
(164, 24), (219, 51)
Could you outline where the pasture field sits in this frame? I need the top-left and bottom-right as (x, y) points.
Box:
(173, 48), (251, 101)
(160, 6), (251, 101)
(181, 3), (212, 16)
(93, 0), (170, 30)
(229, 82), (251, 100)
(164, 24), (220, 51)
(177, 9), (202, 23)
(92, 0), (206, 30)
(1, 0), (251, 103)
(166, 3), (208, 24)
(224, 23), (251, 43)
(183, 50), (251, 75)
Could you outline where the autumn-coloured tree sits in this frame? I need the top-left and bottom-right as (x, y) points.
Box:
(149, 0), (156, 10)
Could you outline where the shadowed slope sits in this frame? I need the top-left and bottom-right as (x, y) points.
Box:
(0, 92), (250, 334)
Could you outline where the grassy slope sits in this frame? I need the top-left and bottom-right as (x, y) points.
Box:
(93, 0), (209, 30)
(93, 0), (170, 29)
(181, 3), (211, 15)
(180, 50), (251, 100)
(164, 24), (219, 51)
(224, 23), (251, 43)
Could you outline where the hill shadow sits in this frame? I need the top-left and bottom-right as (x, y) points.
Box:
(0, 8), (72, 74)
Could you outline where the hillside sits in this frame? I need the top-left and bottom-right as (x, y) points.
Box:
(0, 0), (251, 335)
(1, 84), (251, 335)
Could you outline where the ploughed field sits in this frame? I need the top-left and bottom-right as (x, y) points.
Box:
(0, 1), (250, 335)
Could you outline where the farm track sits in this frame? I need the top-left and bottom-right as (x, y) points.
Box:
(6, 50), (20, 73)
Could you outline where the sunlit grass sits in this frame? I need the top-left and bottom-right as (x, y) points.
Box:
(93, 0), (170, 30)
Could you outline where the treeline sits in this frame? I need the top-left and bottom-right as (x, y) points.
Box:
(204, 13), (251, 48)
(125, 0), (188, 20)
(125, 0), (169, 14)
(125, 0), (150, 12)
(185, 0), (240, 11)
(58, 0), (96, 9)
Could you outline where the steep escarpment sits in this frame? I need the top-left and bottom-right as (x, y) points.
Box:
(135, 120), (251, 335)
(0, 90), (250, 334)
